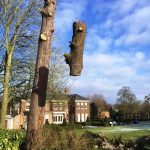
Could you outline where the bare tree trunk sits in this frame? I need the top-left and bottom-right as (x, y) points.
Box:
(64, 21), (86, 76)
(0, 52), (12, 127)
(25, 0), (56, 149)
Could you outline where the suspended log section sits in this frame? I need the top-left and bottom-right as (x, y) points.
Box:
(64, 21), (87, 76)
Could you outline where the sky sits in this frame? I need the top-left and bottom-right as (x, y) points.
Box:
(54, 0), (150, 103)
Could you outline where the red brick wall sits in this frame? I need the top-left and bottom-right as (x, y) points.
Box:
(75, 101), (91, 122)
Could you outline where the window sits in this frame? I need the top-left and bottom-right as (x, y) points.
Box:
(81, 113), (84, 122)
(58, 116), (61, 121)
(53, 116), (57, 122)
(53, 103), (58, 110)
(85, 103), (87, 109)
(59, 103), (63, 111)
(53, 115), (63, 123)
(81, 103), (84, 109)
(77, 103), (80, 109)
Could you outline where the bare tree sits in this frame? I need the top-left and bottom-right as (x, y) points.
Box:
(47, 48), (70, 99)
(143, 94), (150, 119)
(90, 94), (111, 118)
(0, 0), (38, 127)
(117, 86), (137, 113)
(116, 86), (141, 121)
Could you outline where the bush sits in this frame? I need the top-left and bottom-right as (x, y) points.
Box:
(45, 119), (50, 125)
(36, 125), (101, 150)
(0, 129), (25, 150)
(82, 130), (99, 139)
(62, 118), (67, 125)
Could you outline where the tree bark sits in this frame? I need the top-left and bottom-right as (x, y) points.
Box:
(64, 21), (86, 76)
(0, 52), (12, 127)
(25, 0), (56, 149)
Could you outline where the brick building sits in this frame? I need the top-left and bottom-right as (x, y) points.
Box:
(68, 94), (91, 123)
(45, 99), (69, 124)
(4, 94), (91, 129)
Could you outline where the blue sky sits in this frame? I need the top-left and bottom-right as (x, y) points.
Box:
(54, 0), (150, 103)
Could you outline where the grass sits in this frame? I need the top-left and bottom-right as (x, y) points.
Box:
(74, 126), (150, 142)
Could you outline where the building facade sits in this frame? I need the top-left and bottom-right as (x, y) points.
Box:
(4, 94), (91, 129)
(45, 99), (69, 124)
(69, 94), (91, 123)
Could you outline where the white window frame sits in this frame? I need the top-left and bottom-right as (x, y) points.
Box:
(53, 114), (63, 124)
(81, 113), (84, 122)
(85, 103), (87, 109)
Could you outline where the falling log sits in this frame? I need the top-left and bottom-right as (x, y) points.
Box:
(64, 21), (87, 76)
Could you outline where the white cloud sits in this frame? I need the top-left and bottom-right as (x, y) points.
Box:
(55, 0), (150, 103)
(70, 50), (150, 103)
(135, 51), (145, 61)
(85, 26), (113, 51)
(91, 0), (150, 47)
(55, 0), (87, 35)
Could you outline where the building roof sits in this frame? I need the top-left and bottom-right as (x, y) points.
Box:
(68, 94), (88, 100)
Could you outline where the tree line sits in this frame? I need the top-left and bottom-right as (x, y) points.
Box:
(0, 0), (69, 128)
(90, 86), (150, 122)
(112, 86), (150, 122)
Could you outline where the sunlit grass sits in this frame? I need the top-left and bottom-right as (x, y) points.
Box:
(74, 126), (150, 141)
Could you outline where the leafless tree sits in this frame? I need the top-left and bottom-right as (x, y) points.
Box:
(0, 0), (39, 127)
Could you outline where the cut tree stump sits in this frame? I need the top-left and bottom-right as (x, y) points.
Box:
(64, 21), (87, 76)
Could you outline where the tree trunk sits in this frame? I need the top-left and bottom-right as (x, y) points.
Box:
(64, 21), (86, 76)
(25, 0), (56, 149)
(0, 52), (12, 128)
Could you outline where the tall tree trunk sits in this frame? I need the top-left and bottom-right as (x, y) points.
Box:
(0, 52), (12, 128)
(25, 0), (56, 149)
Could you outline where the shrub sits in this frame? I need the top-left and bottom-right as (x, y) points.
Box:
(0, 129), (25, 150)
(82, 130), (99, 139)
(62, 118), (67, 125)
(35, 125), (104, 150)
(45, 119), (50, 125)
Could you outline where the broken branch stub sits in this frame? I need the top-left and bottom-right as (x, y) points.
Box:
(64, 21), (87, 76)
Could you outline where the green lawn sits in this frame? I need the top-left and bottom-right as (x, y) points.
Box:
(74, 126), (150, 141)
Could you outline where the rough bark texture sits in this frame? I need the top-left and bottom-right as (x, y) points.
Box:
(0, 52), (12, 127)
(25, 0), (56, 149)
(64, 21), (86, 76)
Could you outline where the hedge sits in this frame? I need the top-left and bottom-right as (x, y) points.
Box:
(0, 129), (25, 150)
